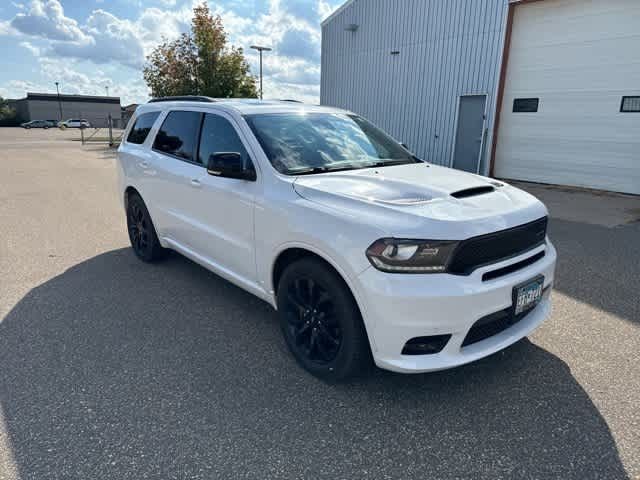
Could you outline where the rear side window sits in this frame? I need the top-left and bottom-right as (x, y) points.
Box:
(153, 111), (202, 162)
(127, 112), (160, 144)
(198, 114), (250, 167)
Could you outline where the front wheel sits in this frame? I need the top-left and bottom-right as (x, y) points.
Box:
(126, 193), (167, 262)
(276, 258), (371, 381)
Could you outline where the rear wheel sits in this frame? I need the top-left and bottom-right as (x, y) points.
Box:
(126, 193), (167, 262)
(276, 258), (371, 381)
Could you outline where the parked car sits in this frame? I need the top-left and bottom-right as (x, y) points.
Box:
(117, 98), (557, 380)
(59, 119), (91, 129)
(20, 120), (54, 129)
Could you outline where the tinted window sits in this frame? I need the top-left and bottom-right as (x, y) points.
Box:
(198, 114), (250, 168)
(153, 111), (202, 161)
(245, 113), (417, 174)
(127, 112), (160, 144)
(513, 98), (539, 113)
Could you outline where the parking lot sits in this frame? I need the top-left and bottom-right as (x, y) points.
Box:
(0, 127), (638, 479)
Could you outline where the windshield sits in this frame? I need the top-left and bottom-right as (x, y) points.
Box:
(244, 113), (420, 175)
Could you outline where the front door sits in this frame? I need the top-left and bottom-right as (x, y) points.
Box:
(452, 95), (487, 173)
(189, 112), (258, 283)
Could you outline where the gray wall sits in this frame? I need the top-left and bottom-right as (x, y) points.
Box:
(321, 0), (508, 174)
(27, 100), (121, 127)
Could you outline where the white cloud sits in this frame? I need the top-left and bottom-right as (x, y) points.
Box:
(277, 28), (320, 61)
(2, 0), (346, 104)
(11, 0), (88, 41)
(0, 19), (20, 36)
(50, 9), (146, 68)
(19, 40), (40, 56)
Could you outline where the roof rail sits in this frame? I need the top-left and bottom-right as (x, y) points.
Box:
(148, 95), (216, 103)
(279, 99), (303, 103)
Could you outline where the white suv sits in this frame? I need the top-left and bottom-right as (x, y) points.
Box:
(117, 97), (556, 380)
(60, 118), (91, 128)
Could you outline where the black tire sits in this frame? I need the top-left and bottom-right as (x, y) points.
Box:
(126, 193), (167, 262)
(276, 257), (372, 381)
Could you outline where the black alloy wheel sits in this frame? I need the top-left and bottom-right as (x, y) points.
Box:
(283, 276), (342, 365)
(126, 193), (166, 262)
(277, 258), (371, 380)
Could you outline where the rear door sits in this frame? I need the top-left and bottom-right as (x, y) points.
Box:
(148, 110), (204, 244)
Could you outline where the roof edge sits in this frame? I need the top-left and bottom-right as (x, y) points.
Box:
(321, 0), (356, 27)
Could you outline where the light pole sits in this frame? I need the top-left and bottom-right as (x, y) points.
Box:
(54, 82), (63, 121)
(250, 45), (271, 99)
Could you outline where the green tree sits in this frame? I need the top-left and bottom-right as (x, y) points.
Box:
(0, 97), (18, 126)
(143, 2), (258, 99)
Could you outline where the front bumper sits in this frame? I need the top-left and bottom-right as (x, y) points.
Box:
(355, 241), (557, 373)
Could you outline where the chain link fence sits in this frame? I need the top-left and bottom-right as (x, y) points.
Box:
(60, 114), (125, 147)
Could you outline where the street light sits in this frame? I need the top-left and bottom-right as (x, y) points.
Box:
(250, 45), (272, 100)
(54, 82), (63, 122)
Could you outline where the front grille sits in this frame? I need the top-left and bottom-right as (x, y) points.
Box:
(461, 308), (524, 347)
(461, 287), (548, 347)
(448, 217), (548, 275)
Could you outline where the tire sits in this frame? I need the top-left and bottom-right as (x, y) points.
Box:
(276, 257), (372, 381)
(126, 193), (167, 262)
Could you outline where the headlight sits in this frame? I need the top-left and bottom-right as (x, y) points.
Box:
(365, 238), (459, 273)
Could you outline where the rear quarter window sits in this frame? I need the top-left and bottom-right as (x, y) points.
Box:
(127, 112), (161, 145)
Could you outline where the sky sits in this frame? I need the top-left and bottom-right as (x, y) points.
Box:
(0, 0), (343, 105)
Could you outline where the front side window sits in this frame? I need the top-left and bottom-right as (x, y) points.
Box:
(244, 113), (417, 175)
(127, 111), (160, 144)
(198, 114), (250, 168)
(153, 111), (202, 162)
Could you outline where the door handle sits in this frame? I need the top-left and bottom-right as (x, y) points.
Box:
(190, 179), (202, 188)
(138, 161), (149, 169)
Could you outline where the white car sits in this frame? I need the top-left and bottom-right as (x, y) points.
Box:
(117, 98), (556, 380)
(59, 118), (91, 128)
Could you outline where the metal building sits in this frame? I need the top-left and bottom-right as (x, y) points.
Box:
(9, 92), (122, 128)
(321, 0), (640, 195)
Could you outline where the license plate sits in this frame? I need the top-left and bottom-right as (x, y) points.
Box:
(513, 275), (544, 315)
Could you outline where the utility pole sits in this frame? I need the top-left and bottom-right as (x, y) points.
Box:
(55, 82), (63, 121)
(250, 45), (272, 99)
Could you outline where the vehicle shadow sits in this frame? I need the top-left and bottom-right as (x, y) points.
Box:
(0, 248), (628, 479)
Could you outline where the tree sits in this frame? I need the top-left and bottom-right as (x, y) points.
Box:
(143, 2), (258, 99)
(0, 97), (18, 126)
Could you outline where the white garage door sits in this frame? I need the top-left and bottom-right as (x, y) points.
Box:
(494, 0), (640, 195)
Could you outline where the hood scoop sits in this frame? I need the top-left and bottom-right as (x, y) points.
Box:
(450, 186), (495, 199)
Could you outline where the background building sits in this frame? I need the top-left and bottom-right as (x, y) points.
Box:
(8, 92), (122, 128)
(321, 0), (640, 195)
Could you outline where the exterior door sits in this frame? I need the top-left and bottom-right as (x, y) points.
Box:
(189, 112), (258, 283)
(494, 0), (640, 194)
(452, 95), (487, 173)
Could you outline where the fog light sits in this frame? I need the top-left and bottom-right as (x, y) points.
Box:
(401, 335), (451, 355)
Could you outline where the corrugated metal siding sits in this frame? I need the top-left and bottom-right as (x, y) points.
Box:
(321, 0), (509, 174)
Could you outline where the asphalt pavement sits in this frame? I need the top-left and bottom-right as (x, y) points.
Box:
(1, 128), (638, 479)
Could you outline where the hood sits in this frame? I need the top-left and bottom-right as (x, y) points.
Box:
(293, 163), (548, 239)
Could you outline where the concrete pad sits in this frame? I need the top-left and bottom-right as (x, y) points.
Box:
(510, 180), (640, 228)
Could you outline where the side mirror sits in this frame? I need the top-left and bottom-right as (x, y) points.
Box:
(207, 152), (256, 181)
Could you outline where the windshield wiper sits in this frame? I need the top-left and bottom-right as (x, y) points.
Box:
(288, 165), (361, 175)
(367, 158), (422, 168)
